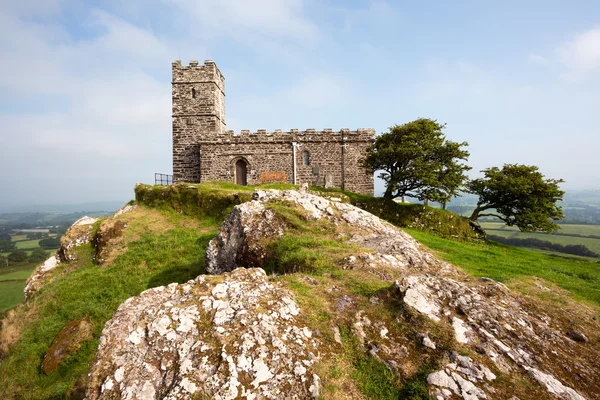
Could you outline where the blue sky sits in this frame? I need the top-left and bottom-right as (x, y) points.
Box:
(1, 0), (599, 210)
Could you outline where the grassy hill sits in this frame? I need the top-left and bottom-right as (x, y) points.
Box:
(0, 182), (598, 399)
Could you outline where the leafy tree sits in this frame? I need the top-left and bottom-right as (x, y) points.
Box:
(0, 233), (11, 241)
(468, 164), (564, 233)
(364, 119), (470, 202)
(0, 255), (7, 268)
(0, 240), (16, 252)
(8, 250), (28, 264)
(28, 248), (49, 263)
(39, 237), (61, 249)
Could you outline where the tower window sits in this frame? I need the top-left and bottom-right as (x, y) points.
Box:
(302, 150), (310, 166)
(191, 88), (196, 98)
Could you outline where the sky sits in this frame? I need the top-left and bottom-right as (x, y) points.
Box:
(1, 0), (599, 211)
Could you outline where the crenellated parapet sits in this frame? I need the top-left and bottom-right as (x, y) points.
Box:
(207, 128), (375, 143)
(172, 60), (225, 93)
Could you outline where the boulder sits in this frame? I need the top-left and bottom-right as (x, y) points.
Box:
(86, 268), (320, 400)
(42, 319), (93, 375)
(24, 215), (98, 300)
(57, 216), (98, 263)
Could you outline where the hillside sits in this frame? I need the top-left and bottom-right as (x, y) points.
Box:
(0, 183), (598, 399)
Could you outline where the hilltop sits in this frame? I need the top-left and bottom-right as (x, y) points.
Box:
(0, 183), (598, 399)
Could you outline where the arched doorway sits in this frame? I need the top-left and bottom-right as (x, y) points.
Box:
(235, 159), (247, 185)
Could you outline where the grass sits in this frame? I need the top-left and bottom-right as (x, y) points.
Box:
(0, 206), (219, 398)
(406, 228), (600, 307)
(14, 240), (41, 250)
(0, 269), (34, 281)
(0, 281), (27, 311)
(0, 266), (37, 311)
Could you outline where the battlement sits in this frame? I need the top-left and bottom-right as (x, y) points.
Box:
(220, 128), (375, 140)
(172, 60), (225, 91)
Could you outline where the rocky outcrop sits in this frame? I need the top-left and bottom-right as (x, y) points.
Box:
(206, 189), (452, 276)
(24, 215), (98, 300)
(396, 275), (595, 399)
(86, 268), (320, 400)
(57, 216), (98, 263)
(203, 190), (599, 400)
(94, 205), (137, 265)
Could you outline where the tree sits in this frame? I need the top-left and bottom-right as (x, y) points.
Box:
(29, 248), (49, 263)
(364, 118), (470, 202)
(0, 255), (7, 268)
(0, 240), (16, 252)
(468, 164), (564, 233)
(39, 237), (61, 249)
(8, 250), (28, 264)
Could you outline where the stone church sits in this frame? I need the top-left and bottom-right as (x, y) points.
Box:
(172, 60), (375, 195)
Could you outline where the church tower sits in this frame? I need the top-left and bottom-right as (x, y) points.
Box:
(172, 60), (226, 182)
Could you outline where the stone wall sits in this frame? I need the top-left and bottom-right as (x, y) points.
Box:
(172, 60), (375, 195)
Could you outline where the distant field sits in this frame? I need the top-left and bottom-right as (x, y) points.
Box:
(0, 269), (34, 280)
(14, 239), (41, 249)
(481, 222), (600, 257)
(0, 250), (34, 257)
(10, 235), (27, 241)
(481, 222), (600, 237)
(0, 266), (35, 311)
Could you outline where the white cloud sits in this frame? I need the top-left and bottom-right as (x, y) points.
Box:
(558, 26), (600, 80)
(528, 53), (548, 65)
(167, 0), (319, 44)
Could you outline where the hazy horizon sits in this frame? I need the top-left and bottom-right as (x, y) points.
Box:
(2, 0), (599, 210)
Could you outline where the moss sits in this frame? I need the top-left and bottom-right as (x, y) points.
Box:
(135, 183), (253, 222)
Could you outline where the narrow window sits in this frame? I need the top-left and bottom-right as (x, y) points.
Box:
(191, 88), (196, 98)
(302, 150), (310, 166)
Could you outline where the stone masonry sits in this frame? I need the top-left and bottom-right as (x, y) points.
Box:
(172, 60), (374, 195)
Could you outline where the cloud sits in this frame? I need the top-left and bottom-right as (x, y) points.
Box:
(167, 0), (319, 44)
(528, 53), (548, 65)
(558, 26), (600, 80)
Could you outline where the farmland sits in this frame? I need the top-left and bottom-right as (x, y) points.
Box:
(0, 265), (35, 311)
(481, 222), (600, 258)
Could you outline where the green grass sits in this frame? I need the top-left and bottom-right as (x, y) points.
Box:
(406, 228), (600, 306)
(0, 269), (34, 281)
(0, 281), (27, 311)
(14, 240), (41, 250)
(0, 208), (219, 398)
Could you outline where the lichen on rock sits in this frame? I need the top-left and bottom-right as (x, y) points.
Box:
(86, 268), (320, 399)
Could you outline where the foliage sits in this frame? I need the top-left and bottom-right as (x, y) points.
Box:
(39, 237), (61, 249)
(0, 234), (10, 242)
(7, 251), (27, 264)
(28, 248), (49, 263)
(487, 235), (599, 258)
(468, 164), (564, 233)
(26, 232), (48, 240)
(364, 118), (470, 202)
(0, 241), (16, 252)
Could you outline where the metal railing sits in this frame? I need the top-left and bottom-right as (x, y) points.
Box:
(155, 173), (173, 186)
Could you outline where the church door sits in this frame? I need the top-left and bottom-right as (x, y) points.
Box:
(235, 160), (247, 185)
